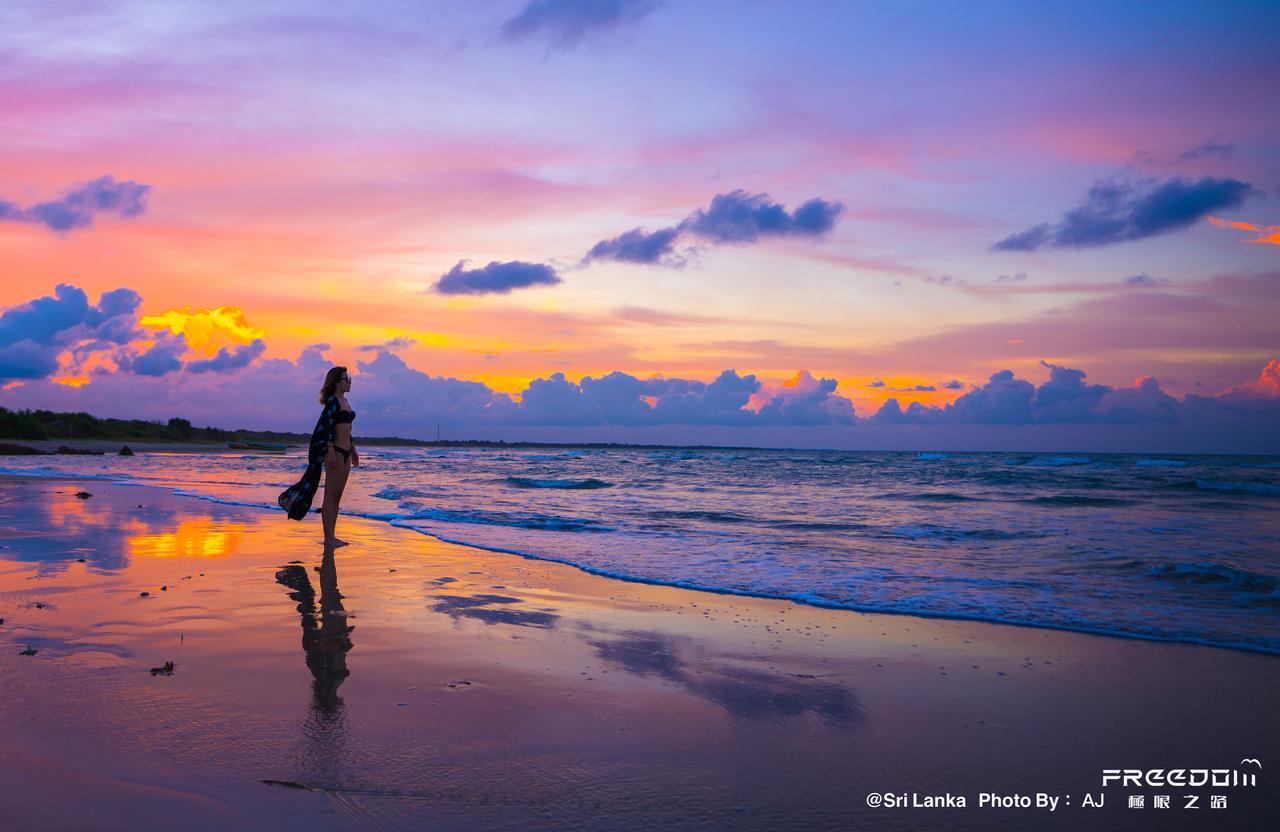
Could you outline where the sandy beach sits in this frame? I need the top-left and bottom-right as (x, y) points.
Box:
(1, 474), (1276, 831)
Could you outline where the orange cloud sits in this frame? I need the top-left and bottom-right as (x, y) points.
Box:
(1253, 359), (1280, 397)
(1220, 358), (1280, 398)
(52, 347), (121, 387)
(1207, 215), (1280, 246)
(139, 306), (265, 356)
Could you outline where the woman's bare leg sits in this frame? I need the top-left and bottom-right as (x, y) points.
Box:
(322, 454), (351, 548)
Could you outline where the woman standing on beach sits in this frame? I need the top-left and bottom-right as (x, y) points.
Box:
(278, 366), (359, 549)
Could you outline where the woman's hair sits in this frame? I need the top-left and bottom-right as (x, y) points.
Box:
(319, 366), (348, 404)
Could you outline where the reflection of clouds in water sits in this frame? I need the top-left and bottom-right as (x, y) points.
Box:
(430, 593), (560, 629)
(127, 518), (244, 560)
(589, 631), (863, 727)
(0, 482), (244, 571)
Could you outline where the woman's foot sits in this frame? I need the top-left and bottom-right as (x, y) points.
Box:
(323, 537), (350, 549)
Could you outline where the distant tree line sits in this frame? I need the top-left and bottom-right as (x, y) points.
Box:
(0, 407), (305, 443)
(0, 406), (756, 450)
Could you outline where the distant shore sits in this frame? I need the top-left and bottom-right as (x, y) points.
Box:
(0, 437), (810, 450)
(0, 439), (248, 454)
(0, 437), (824, 454)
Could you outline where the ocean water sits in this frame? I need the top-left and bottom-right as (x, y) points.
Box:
(4, 446), (1278, 654)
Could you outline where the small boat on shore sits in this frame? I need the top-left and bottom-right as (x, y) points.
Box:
(227, 441), (289, 453)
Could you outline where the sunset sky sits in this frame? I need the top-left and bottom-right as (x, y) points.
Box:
(2, 1), (1278, 450)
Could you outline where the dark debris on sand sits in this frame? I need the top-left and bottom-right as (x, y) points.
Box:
(261, 779), (313, 790)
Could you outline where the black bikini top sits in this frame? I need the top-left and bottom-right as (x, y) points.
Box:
(334, 408), (356, 424)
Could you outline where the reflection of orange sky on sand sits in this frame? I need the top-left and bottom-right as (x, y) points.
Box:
(128, 518), (244, 559)
(45, 488), (116, 527)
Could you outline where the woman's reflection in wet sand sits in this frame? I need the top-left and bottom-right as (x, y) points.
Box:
(275, 549), (353, 785)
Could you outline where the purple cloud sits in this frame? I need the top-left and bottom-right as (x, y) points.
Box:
(681, 190), (844, 244)
(584, 227), (682, 265)
(116, 332), (187, 377)
(585, 190), (845, 266)
(1033, 361), (1111, 421)
(755, 372), (856, 425)
(501, 0), (661, 48)
(518, 371), (650, 425)
(186, 339), (266, 373)
(870, 398), (912, 425)
(432, 260), (562, 295)
(0, 284), (142, 381)
(355, 336), (417, 352)
(0, 340), (60, 381)
(510, 368), (854, 426)
(0, 176), (150, 233)
(870, 362), (1202, 426)
(649, 370), (761, 425)
(1178, 140), (1233, 161)
(945, 369), (1036, 423)
(1093, 376), (1179, 423)
(994, 177), (1254, 251)
(349, 351), (508, 425)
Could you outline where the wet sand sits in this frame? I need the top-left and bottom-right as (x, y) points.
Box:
(0, 475), (1276, 831)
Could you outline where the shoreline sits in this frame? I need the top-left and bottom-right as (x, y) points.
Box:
(1, 474), (1277, 829)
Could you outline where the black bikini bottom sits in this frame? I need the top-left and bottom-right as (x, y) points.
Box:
(331, 445), (351, 463)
